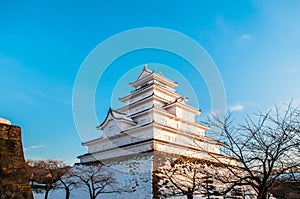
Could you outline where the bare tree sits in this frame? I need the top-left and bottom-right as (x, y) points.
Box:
(156, 156), (235, 199)
(71, 161), (134, 199)
(26, 159), (67, 199)
(209, 102), (300, 199)
(58, 167), (78, 199)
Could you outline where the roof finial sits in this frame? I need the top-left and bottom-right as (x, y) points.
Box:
(143, 64), (147, 70)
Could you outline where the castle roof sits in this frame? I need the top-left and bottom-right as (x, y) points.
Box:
(164, 97), (201, 115)
(129, 65), (178, 88)
(97, 108), (136, 130)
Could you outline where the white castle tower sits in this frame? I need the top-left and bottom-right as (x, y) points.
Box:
(78, 66), (235, 198)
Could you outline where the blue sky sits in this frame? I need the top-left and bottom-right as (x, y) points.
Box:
(1, 0), (300, 164)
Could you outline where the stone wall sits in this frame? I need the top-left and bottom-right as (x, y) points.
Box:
(0, 123), (33, 199)
(271, 181), (300, 199)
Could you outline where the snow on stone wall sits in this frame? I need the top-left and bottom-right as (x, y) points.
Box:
(34, 153), (154, 199)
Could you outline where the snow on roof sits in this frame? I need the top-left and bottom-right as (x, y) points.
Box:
(0, 118), (11, 125)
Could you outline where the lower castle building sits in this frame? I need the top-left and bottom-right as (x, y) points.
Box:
(78, 66), (236, 198)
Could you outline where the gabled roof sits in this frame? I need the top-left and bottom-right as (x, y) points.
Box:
(135, 64), (153, 81)
(119, 81), (179, 103)
(97, 108), (136, 130)
(164, 97), (201, 114)
(129, 65), (178, 88)
(172, 96), (188, 104)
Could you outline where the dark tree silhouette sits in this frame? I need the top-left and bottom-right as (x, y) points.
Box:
(58, 167), (78, 199)
(156, 156), (235, 199)
(209, 102), (300, 199)
(71, 161), (136, 199)
(26, 159), (67, 199)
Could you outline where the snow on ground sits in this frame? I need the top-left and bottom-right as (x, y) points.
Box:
(34, 155), (153, 199)
(33, 170), (152, 199)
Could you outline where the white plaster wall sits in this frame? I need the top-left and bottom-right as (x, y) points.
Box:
(134, 114), (152, 125)
(179, 108), (195, 122)
(102, 120), (122, 138)
(154, 90), (176, 102)
(154, 142), (207, 159)
(153, 126), (220, 155)
(171, 107), (195, 122)
(119, 121), (135, 131)
(153, 99), (165, 107)
(80, 155), (97, 163)
(129, 90), (152, 105)
(129, 100), (153, 115)
(87, 126), (153, 154)
(90, 142), (153, 160)
(121, 89), (152, 105)
(153, 112), (204, 137)
(153, 142), (231, 165)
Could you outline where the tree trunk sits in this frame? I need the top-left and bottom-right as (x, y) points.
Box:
(207, 192), (211, 199)
(65, 188), (70, 199)
(257, 191), (268, 199)
(186, 192), (193, 199)
(44, 190), (49, 199)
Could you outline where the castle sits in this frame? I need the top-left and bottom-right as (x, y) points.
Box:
(78, 66), (236, 198)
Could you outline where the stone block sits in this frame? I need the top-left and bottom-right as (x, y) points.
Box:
(0, 123), (33, 199)
(8, 126), (22, 141)
(0, 126), (9, 139)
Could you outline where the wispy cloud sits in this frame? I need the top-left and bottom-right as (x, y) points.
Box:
(32, 90), (72, 106)
(14, 91), (35, 104)
(241, 34), (253, 41)
(228, 104), (244, 112)
(237, 34), (254, 44)
(24, 145), (44, 152)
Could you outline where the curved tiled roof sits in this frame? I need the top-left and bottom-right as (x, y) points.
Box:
(97, 108), (136, 130)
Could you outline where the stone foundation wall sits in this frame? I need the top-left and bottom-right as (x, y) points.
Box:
(0, 123), (33, 199)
